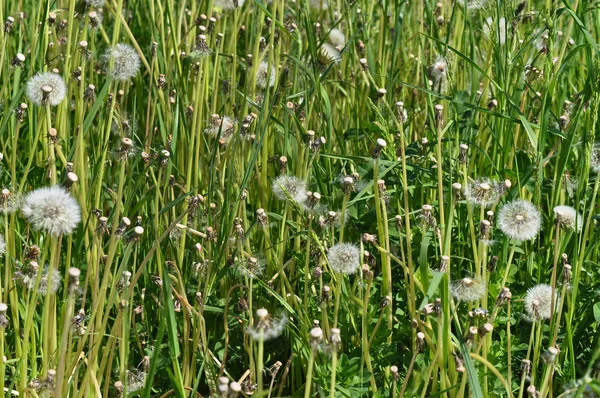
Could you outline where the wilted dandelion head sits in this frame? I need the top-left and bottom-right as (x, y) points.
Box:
(214, 0), (245, 9)
(237, 257), (265, 280)
(497, 199), (541, 241)
(271, 175), (307, 204)
(0, 188), (20, 215)
(450, 277), (486, 302)
(204, 114), (236, 141)
(553, 205), (583, 232)
(524, 284), (555, 321)
(21, 186), (82, 236)
(318, 43), (342, 64)
(591, 143), (600, 173)
(246, 308), (288, 341)
(85, 0), (105, 7)
(328, 28), (345, 49)
(26, 72), (67, 107)
(256, 61), (276, 89)
(464, 178), (500, 207)
(103, 43), (141, 81)
(15, 263), (61, 296)
(430, 56), (447, 82)
(483, 17), (507, 45)
(327, 243), (360, 275)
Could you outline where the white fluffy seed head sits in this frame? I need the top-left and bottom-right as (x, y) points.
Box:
(0, 234), (5, 256)
(327, 243), (360, 275)
(256, 61), (276, 89)
(328, 28), (345, 49)
(26, 72), (67, 107)
(21, 186), (81, 236)
(483, 17), (507, 46)
(553, 205), (583, 232)
(431, 56), (447, 81)
(524, 284), (555, 321)
(214, 0), (245, 9)
(104, 44), (141, 81)
(591, 143), (600, 174)
(497, 199), (542, 241)
(463, 178), (500, 207)
(271, 175), (307, 204)
(318, 43), (342, 64)
(450, 277), (486, 301)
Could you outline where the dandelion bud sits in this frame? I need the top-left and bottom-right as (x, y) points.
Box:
(4, 16), (15, 34)
(542, 346), (559, 364)
(439, 255), (449, 272)
(309, 327), (323, 349)
(454, 354), (465, 372)
(563, 263), (572, 283)
(479, 323), (493, 337)
(67, 267), (81, 293)
(359, 58), (368, 70)
(329, 328), (341, 351)
(458, 143), (468, 163)
(372, 138), (387, 159)
(11, 53), (25, 68)
(62, 172), (78, 190)
(416, 331), (426, 352)
(0, 303), (9, 328)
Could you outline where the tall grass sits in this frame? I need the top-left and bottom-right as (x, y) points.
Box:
(0, 0), (599, 396)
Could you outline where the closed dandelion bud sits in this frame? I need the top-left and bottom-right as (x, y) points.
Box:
(67, 267), (81, 294)
(329, 328), (341, 351)
(416, 331), (426, 352)
(116, 217), (131, 236)
(458, 143), (469, 163)
(372, 138), (387, 159)
(563, 263), (572, 283)
(479, 323), (493, 337)
(488, 255), (498, 272)
(542, 346), (559, 364)
(11, 53), (25, 68)
(321, 285), (330, 302)
(439, 255), (449, 272)
(4, 17), (14, 34)
(62, 172), (78, 190)
(0, 303), (9, 328)
(309, 327), (323, 350)
(454, 354), (465, 373)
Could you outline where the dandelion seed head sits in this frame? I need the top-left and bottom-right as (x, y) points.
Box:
(327, 243), (360, 275)
(553, 205), (583, 232)
(524, 284), (555, 321)
(204, 114), (236, 141)
(103, 43), (141, 81)
(591, 143), (600, 174)
(464, 178), (501, 207)
(246, 311), (288, 341)
(256, 61), (276, 89)
(271, 175), (307, 204)
(21, 186), (81, 236)
(15, 263), (61, 296)
(26, 72), (67, 107)
(318, 43), (342, 64)
(431, 56), (447, 82)
(237, 257), (265, 280)
(497, 199), (542, 241)
(450, 277), (486, 301)
(214, 0), (245, 9)
(483, 17), (507, 45)
(85, 0), (105, 7)
(328, 28), (345, 49)
(0, 188), (20, 215)
(0, 235), (5, 256)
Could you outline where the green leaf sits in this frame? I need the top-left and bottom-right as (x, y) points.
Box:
(594, 302), (600, 323)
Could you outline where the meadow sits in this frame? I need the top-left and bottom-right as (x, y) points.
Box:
(0, 0), (599, 396)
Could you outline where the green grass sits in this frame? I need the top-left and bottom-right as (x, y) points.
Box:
(0, 0), (599, 396)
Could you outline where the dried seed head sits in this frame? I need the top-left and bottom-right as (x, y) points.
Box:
(26, 72), (67, 107)
(103, 43), (141, 81)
